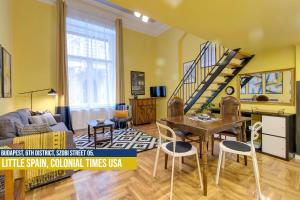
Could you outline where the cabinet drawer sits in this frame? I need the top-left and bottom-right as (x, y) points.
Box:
(137, 99), (155, 106)
(262, 134), (286, 158)
(262, 116), (286, 137)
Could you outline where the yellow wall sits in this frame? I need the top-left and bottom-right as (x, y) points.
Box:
(123, 28), (156, 104)
(213, 46), (296, 113)
(12, 0), (57, 113)
(0, 0), (15, 115)
(154, 28), (207, 118)
(2, 0), (298, 120)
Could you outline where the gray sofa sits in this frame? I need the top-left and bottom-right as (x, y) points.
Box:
(0, 108), (75, 148)
(0, 108), (75, 190)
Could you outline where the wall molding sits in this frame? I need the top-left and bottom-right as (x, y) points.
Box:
(295, 154), (300, 160)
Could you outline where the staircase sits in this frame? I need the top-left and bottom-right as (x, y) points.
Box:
(168, 41), (254, 114)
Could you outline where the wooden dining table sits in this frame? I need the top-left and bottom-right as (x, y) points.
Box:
(162, 115), (251, 196)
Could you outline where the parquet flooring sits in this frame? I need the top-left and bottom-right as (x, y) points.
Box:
(26, 124), (300, 200)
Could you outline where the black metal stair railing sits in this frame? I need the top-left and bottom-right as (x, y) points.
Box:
(167, 41), (228, 110)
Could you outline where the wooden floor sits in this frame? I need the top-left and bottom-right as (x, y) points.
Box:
(26, 124), (300, 200)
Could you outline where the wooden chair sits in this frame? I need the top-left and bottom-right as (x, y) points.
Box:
(167, 97), (211, 161)
(214, 96), (247, 164)
(153, 122), (202, 200)
(216, 122), (262, 199)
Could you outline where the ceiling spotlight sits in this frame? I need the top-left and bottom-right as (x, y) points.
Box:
(134, 11), (141, 18)
(142, 15), (149, 23)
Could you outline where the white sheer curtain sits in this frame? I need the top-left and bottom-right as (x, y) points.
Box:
(66, 3), (116, 130)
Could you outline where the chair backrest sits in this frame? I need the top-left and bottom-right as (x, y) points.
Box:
(250, 122), (262, 149)
(220, 96), (241, 119)
(156, 122), (177, 153)
(167, 97), (184, 118)
(115, 103), (132, 118)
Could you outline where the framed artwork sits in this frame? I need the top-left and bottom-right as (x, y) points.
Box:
(265, 71), (283, 94)
(131, 71), (145, 95)
(183, 60), (195, 84)
(200, 42), (216, 67)
(1, 47), (12, 98)
(248, 73), (262, 94)
(240, 76), (247, 94)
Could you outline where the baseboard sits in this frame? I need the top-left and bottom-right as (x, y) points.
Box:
(295, 154), (300, 160)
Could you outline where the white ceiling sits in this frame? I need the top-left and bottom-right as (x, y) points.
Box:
(37, 0), (169, 37)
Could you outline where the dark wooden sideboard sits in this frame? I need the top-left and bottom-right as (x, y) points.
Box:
(130, 98), (156, 125)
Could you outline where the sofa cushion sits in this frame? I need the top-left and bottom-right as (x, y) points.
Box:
(0, 112), (23, 139)
(15, 122), (52, 136)
(49, 122), (68, 132)
(28, 115), (48, 125)
(16, 108), (31, 125)
(42, 113), (57, 126)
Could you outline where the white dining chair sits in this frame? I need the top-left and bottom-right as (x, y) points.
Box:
(216, 121), (262, 199)
(153, 122), (203, 200)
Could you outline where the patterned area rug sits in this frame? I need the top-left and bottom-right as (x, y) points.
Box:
(74, 128), (158, 153)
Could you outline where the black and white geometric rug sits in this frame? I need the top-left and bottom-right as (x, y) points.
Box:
(74, 128), (158, 153)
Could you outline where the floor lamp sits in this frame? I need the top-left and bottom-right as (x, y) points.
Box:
(19, 88), (57, 110)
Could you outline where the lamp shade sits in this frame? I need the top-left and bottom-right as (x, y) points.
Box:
(48, 88), (57, 96)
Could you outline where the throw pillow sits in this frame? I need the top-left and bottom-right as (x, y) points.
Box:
(15, 122), (52, 136)
(28, 115), (48, 125)
(42, 113), (57, 126)
(114, 110), (129, 118)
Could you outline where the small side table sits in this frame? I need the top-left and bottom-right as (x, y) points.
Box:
(87, 120), (114, 149)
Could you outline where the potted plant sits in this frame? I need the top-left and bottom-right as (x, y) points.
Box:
(196, 102), (215, 115)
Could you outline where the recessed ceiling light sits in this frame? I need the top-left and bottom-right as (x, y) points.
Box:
(142, 15), (149, 23)
(133, 11), (141, 18)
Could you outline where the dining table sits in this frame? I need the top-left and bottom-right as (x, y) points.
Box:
(162, 115), (251, 196)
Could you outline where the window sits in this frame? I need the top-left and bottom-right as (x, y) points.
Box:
(67, 18), (116, 109)
(200, 43), (216, 67)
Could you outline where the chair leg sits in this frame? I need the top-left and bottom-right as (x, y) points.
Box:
(211, 135), (214, 156)
(199, 136), (202, 159)
(153, 147), (160, 177)
(165, 154), (168, 169)
(182, 138), (185, 164)
(244, 155), (248, 166)
(179, 157), (182, 171)
(195, 152), (203, 189)
(222, 151), (225, 169)
(216, 148), (223, 185)
(170, 156), (176, 200)
(252, 153), (262, 199)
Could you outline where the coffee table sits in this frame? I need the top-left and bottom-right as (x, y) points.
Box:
(87, 120), (114, 149)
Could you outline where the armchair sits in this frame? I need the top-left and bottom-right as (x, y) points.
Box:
(111, 103), (133, 129)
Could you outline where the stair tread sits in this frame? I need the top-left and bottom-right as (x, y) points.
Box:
(206, 89), (218, 92)
(226, 63), (242, 69)
(219, 72), (234, 77)
(234, 51), (252, 59)
(212, 81), (226, 85)
(195, 102), (206, 104)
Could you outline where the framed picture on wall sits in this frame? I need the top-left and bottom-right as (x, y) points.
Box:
(1, 47), (12, 98)
(131, 71), (145, 95)
(265, 71), (283, 94)
(183, 60), (195, 84)
(248, 73), (263, 94)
